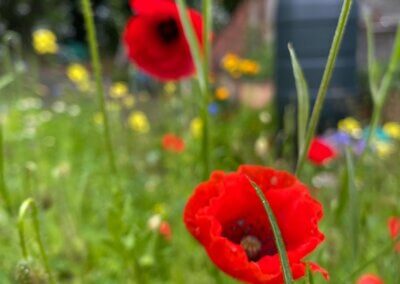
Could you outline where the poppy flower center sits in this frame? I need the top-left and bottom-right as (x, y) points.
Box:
(240, 235), (262, 260)
(222, 216), (278, 261)
(157, 18), (180, 44)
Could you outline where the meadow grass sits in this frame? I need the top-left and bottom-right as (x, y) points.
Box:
(0, 0), (399, 283)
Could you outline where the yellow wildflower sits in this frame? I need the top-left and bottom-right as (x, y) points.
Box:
(338, 117), (362, 138)
(93, 112), (104, 125)
(122, 96), (136, 108)
(110, 82), (129, 98)
(239, 60), (261, 75)
(215, 87), (230, 101)
(164, 82), (177, 94)
(375, 141), (395, 158)
(221, 53), (241, 72)
(153, 203), (167, 216)
(32, 29), (59, 55)
(67, 63), (89, 83)
(128, 111), (150, 133)
(383, 122), (400, 140)
(190, 117), (203, 138)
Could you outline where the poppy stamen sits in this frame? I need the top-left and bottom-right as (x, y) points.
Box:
(240, 235), (262, 261)
(157, 18), (179, 43)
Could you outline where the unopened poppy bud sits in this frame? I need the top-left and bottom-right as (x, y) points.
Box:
(159, 221), (172, 241)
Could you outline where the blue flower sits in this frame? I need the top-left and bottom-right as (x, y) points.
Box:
(208, 102), (219, 116)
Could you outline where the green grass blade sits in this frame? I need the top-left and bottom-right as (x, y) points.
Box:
(306, 264), (315, 284)
(340, 235), (400, 282)
(364, 13), (379, 100)
(364, 24), (400, 152)
(176, 0), (211, 179)
(288, 44), (310, 157)
(81, 0), (118, 177)
(345, 148), (359, 260)
(296, 0), (353, 176)
(248, 178), (293, 284)
(335, 167), (349, 221)
(0, 124), (12, 214)
(176, 0), (206, 93)
(376, 24), (400, 105)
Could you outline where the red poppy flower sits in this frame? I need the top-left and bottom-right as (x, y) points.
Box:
(162, 133), (185, 153)
(159, 221), (172, 241)
(123, 0), (203, 81)
(184, 165), (328, 284)
(356, 274), (384, 284)
(388, 216), (400, 252)
(307, 138), (337, 166)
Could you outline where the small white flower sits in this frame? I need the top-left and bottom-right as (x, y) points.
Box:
(52, 101), (66, 113)
(259, 111), (271, 124)
(16, 98), (43, 111)
(39, 111), (53, 123)
(255, 136), (269, 158)
(68, 105), (81, 117)
(147, 214), (162, 231)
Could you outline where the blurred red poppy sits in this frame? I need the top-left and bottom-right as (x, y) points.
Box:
(308, 138), (337, 166)
(184, 165), (328, 284)
(159, 221), (172, 241)
(388, 216), (400, 252)
(123, 0), (203, 81)
(162, 133), (185, 153)
(356, 274), (384, 284)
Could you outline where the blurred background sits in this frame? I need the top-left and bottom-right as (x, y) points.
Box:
(1, 0), (399, 128)
(0, 1), (399, 283)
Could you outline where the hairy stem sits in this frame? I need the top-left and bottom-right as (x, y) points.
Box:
(81, 0), (118, 177)
(18, 198), (55, 284)
(176, 0), (212, 179)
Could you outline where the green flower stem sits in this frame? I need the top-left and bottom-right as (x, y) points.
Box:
(81, 0), (118, 177)
(0, 124), (12, 214)
(176, 0), (211, 179)
(364, 25), (400, 150)
(18, 198), (55, 284)
(248, 178), (293, 284)
(296, 0), (353, 176)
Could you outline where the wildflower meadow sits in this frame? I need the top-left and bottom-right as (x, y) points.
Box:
(0, 0), (399, 283)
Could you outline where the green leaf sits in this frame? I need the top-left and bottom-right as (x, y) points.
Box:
(288, 44), (310, 158)
(248, 178), (293, 284)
